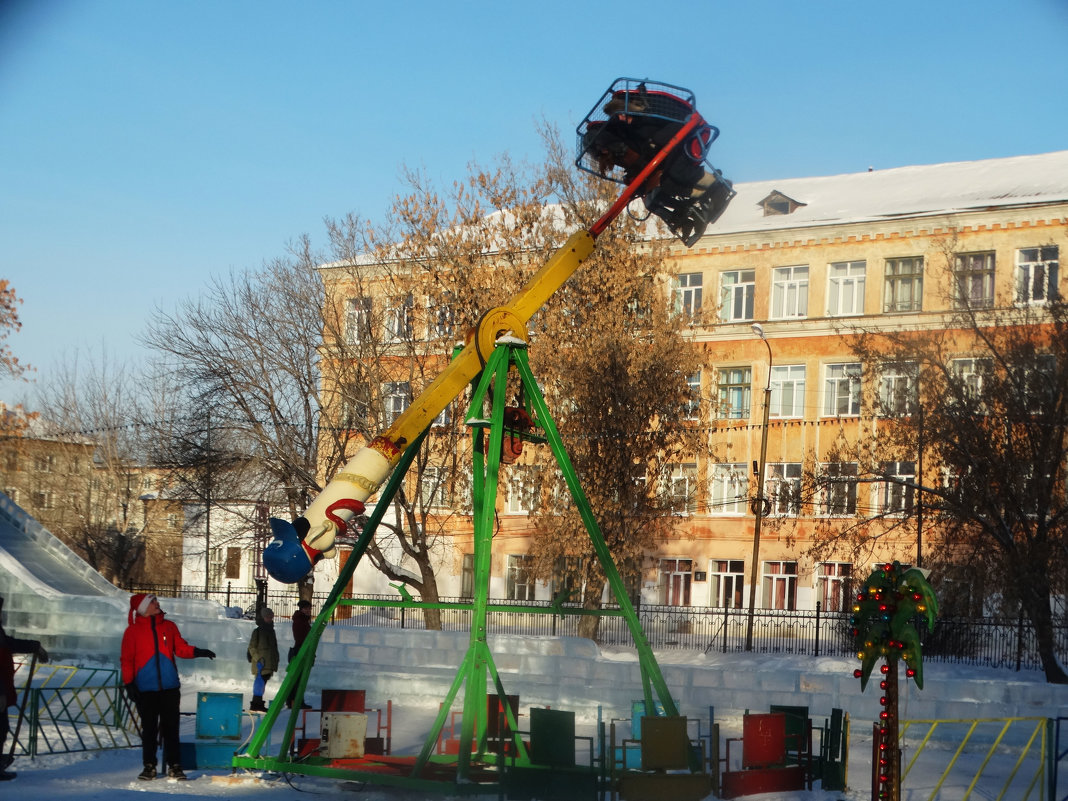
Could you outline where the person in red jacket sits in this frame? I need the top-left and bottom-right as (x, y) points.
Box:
(120, 593), (215, 781)
(0, 594), (48, 782)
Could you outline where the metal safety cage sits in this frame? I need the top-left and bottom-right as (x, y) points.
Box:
(575, 77), (719, 185)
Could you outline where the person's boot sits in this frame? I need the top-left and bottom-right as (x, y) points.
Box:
(249, 695), (267, 712)
(166, 764), (188, 780)
(138, 762), (157, 780)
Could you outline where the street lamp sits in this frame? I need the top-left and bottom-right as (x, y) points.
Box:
(745, 323), (773, 651)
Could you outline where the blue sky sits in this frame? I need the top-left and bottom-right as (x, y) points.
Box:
(2, 0), (1067, 404)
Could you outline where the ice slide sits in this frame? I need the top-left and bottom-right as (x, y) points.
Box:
(0, 492), (227, 664)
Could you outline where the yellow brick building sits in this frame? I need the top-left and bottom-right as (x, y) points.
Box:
(319, 151), (1067, 613)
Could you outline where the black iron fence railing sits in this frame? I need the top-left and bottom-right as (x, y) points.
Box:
(125, 583), (1067, 674)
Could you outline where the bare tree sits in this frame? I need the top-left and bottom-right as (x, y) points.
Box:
(141, 251), (334, 521)
(26, 350), (156, 585)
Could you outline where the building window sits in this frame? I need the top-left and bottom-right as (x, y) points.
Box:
(429, 291), (457, 339)
(384, 294), (414, 342)
(953, 251), (995, 309)
(771, 266), (808, 320)
(382, 381), (411, 426)
(34, 455), (55, 473)
(506, 465), (541, 514)
(766, 462), (802, 516)
(823, 363), (861, 417)
(551, 556), (584, 602)
(684, 372), (702, 420)
(762, 561), (797, 610)
(1016, 246), (1058, 305)
(167, 513), (181, 529)
(346, 297), (372, 344)
(878, 461), (916, 516)
(709, 559), (744, 608)
(710, 463), (747, 515)
(884, 256), (923, 312)
(225, 547), (242, 580)
(667, 463), (698, 515)
(827, 260), (866, 317)
(819, 463), (858, 516)
(770, 365), (805, 418)
(719, 269), (755, 322)
(419, 466), (450, 509)
(673, 273), (703, 320)
(878, 361), (918, 417)
(717, 367), (752, 419)
(951, 357), (992, 406)
(658, 558), (693, 606)
(506, 554), (534, 601)
(31, 490), (54, 509)
(1012, 354), (1056, 414)
(817, 562), (852, 612)
(461, 553), (474, 599)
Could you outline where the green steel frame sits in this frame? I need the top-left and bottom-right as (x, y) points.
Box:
(231, 338), (682, 791)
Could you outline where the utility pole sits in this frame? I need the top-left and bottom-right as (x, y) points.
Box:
(745, 323), (773, 651)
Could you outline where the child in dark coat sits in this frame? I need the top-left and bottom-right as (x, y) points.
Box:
(247, 608), (279, 712)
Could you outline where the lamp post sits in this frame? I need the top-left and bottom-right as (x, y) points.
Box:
(745, 322), (773, 651)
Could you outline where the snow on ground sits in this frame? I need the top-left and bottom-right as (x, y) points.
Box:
(5, 649), (1063, 801)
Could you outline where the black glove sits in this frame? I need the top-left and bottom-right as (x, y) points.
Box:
(35, 644), (49, 664)
(125, 682), (140, 703)
(194, 648), (216, 660)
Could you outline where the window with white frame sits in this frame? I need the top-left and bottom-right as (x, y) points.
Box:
(384, 294), (414, 342)
(878, 361), (918, 417)
(1012, 354), (1057, 414)
(31, 490), (54, 510)
(382, 381), (410, 426)
(823, 363), (861, 416)
(817, 562), (852, 611)
(429, 291), (457, 339)
(884, 256), (923, 313)
(506, 465), (542, 514)
(432, 401), (453, 427)
(461, 553), (474, 599)
(710, 463), (747, 515)
(951, 357), (993, 406)
(819, 463), (858, 516)
(419, 465), (450, 509)
(762, 560), (797, 610)
(770, 365), (805, 418)
(673, 273), (703, 320)
(827, 260), (866, 316)
(717, 367), (752, 419)
(877, 461), (916, 515)
(953, 251), (995, 309)
(658, 558), (693, 606)
(668, 463), (698, 515)
(346, 297), (373, 344)
(709, 559), (745, 608)
(1016, 246), (1058, 305)
(770, 265), (809, 320)
(766, 462), (802, 516)
(719, 269), (755, 322)
(551, 556), (584, 601)
(684, 372), (702, 420)
(506, 554), (535, 601)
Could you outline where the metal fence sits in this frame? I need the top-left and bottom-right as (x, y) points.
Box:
(128, 583), (1067, 674)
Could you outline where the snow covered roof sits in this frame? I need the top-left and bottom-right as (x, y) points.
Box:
(706, 150), (1068, 236)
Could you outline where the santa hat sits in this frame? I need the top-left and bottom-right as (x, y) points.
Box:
(129, 593), (156, 624)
